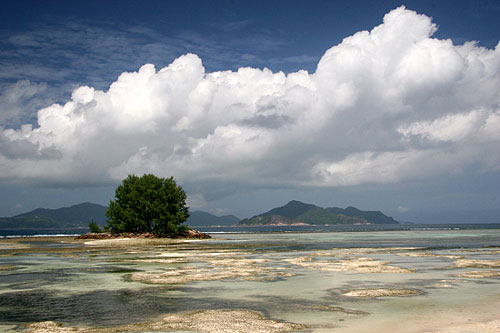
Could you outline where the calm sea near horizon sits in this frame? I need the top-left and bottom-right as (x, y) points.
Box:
(1, 225), (499, 332)
(2, 223), (500, 238)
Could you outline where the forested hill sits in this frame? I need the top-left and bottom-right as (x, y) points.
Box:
(0, 203), (240, 230)
(186, 211), (240, 226)
(325, 206), (399, 224)
(260, 200), (317, 219)
(0, 202), (108, 229)
(238, 200), (399, 225)
(0, 200), (398, 230)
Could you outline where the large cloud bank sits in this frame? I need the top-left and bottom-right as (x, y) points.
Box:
(1, 7), (499, 199)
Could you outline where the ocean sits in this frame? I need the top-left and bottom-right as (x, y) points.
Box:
(2, 223), (500, 238)
(1, 226), (499, 332)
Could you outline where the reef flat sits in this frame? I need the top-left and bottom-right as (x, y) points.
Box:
(1, 229), (499, 332)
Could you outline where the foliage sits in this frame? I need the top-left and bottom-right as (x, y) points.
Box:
(261, 200), (316, 219)
(238, 200), (373, 225)
(105, 174), (189, 236)
(296, 207), (367, 225)
(0, 203), (108, 230)
(88, 220), (103, 233)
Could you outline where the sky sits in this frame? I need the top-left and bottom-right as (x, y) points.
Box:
(0, 0), (499, 223)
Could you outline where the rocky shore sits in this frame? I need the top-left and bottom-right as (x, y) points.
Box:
(75, 229), (211, 240)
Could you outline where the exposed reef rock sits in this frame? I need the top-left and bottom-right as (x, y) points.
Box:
(158, 309), (306, 332)
(130, 256), (294, 284)
(284, 256), (412, 273)
(26, 321), (77, 332)
(75, 229), (211, 240)
(26, 310), (306, 333)
(453, 259), (500, 269)
(456, 270), (500, 278)
(342, 288), (421, 298)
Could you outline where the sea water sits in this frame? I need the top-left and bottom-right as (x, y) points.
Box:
(0, 228), (499, 332)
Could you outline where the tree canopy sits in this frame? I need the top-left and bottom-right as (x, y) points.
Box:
(105, 174), (189, 236)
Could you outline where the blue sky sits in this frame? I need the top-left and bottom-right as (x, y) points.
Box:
(0, 0), (499, 222)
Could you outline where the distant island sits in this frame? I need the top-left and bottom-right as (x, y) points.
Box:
(0, 200), (400, 233)
(0, 202), (108, 230)
(187, 211), (240, 227)
(238, 200), (399, 226)
(0, 203), (238, 231)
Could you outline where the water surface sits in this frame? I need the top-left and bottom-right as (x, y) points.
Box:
(0, 229), (499, 332)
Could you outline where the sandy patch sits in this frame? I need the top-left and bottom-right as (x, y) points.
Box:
(342, 288), (421, 298)
(423, 319), (500, 332)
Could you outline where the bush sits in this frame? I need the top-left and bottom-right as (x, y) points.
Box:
(88, 220), (103, 233)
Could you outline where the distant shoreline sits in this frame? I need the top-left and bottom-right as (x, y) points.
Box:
(2, 223), (500, 238)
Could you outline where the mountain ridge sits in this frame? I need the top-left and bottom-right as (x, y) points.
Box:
(0, 200), (399, 231)
(0, 202), (108, 230)
(0, 203), (241, 230)
(325, 206), (399, 224)
(186, 210), (240, 226)
(239, 200), (399, 225)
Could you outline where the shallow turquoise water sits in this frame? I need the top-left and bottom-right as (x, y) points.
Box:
(0, 229), (499, 332)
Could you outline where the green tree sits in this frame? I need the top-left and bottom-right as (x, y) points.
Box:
(88, 220), (103, 233)
(105, 174), (190, 237)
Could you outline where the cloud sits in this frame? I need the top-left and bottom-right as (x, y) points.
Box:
(0, 6), (499, 202)
(0, 80), (50, 126)
(397, 206), (409, 213)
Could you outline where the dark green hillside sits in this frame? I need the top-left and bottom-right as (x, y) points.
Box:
(0, 215), (62, 229)
(261, 200), (317, 219)
(239, 200), (373, 225)
(326, 206), (398, 224)
(238, 215), (294, 225)
(187, 211), (240, 226)
(297, 207), (368, 225)
(0, 202), (107, 230)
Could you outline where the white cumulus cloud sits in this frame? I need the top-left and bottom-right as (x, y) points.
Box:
(1, 6), (499, 201)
